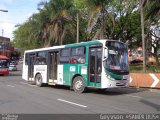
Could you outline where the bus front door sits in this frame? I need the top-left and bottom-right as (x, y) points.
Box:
(89, 47), (102, 87)
(48, 51), (59, 83)
(28, 53), (35, 81)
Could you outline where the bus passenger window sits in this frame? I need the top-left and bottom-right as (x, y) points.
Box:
(60, 48), (70, 64)
(71, 47), (85, 64)
(25, 53), (28, 65)
(36, 52), (47, 65)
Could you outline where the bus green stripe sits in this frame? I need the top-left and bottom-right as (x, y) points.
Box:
(105, 70), (122, 80)
(64, 40), (100, 48)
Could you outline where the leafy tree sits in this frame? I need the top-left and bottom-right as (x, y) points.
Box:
(144, 0), (160, 22)
(13, 21), (41, 50)
(143, 0), (160, 65)
(41, 0), (76, 46)
(13, 0), (145, 56)
(73, 0), (141, 44)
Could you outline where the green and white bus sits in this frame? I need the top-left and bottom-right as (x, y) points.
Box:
(22, 40), (129, 93)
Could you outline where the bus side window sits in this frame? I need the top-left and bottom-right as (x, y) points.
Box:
(60, 48), (70, 64)
(25, 53), (28, 65)
(36, 51), (47, 65)
(70, 47), (85, 64)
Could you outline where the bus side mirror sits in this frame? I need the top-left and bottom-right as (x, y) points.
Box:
(103, 47), (108, 61)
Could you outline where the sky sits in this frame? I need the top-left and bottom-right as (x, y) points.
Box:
(0, 0), (49, 40)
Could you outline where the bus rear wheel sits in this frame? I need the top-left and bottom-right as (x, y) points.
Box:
(73, 76), (86, 93)
(35, 74), (43, 87)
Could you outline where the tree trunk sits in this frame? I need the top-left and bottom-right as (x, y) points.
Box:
(140, 0), (146, 72)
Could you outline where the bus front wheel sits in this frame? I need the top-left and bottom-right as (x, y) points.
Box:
(35, 74), (43, 87)
(73, 76), (86, 93)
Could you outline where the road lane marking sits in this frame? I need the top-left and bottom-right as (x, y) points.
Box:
(126, 95), (142, 99)
(57, 99), (87, 108)
(7, 85), (15, 87)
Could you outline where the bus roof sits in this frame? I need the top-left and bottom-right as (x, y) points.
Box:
(65, 40), (104, 47)
(24, 39), (125, 53)
(25, 45), (65, 53)
(61, 39), (126, 48)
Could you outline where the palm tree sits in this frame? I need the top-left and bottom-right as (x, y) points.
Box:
(143, 0), (160, 66)
(82, 0), (139, 41)
(40, 0), (75, 46)
(84, 0), (110, 40)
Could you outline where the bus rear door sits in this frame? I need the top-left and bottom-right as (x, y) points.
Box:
(48, 51), (59, 84)
(28, 53), (35, 81)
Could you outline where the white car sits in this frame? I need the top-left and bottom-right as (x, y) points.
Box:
(9, 65), (17, 71)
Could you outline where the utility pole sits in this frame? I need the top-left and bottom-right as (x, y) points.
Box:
(2, 43), (5, 56)
(1, 29), (4, 36)
(100, 3), (105, 39)
(0, 9), (8, 37)
(76, 13), (79, 43)
(102, 3), (105, 39)
(0, 9), (8, 56)
(140, 0), (146, 72)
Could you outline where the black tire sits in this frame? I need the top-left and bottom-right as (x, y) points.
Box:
(73, 76), (86, 93)
(35, 74), (43, 87)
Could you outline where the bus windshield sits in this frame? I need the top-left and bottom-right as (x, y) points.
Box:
(105, 41), (129, 73)
(0, 60), (8, 68)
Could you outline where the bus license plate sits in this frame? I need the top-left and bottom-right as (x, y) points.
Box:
(123, 75), (128, 80)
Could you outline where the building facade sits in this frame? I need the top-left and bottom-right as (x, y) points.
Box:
(0, 36), (13, 58)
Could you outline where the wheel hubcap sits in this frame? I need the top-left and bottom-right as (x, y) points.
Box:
(75, 80), (83, 90)
(36, 76), (41, 84)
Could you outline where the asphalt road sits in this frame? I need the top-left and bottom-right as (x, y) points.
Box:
(0, 64), (160, 116)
